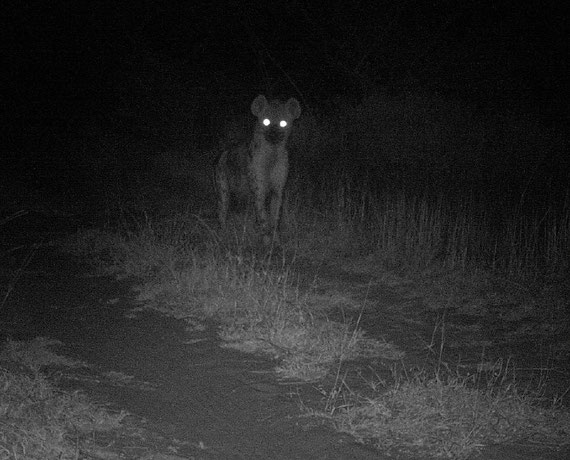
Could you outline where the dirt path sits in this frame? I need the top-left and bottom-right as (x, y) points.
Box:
(2, 239), (385, 458)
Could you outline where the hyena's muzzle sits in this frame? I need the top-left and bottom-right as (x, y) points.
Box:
(215, 95), (301, 245)
(263, 124), (287, 145)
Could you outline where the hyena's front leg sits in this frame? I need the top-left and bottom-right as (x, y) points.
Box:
(268, 191), (284, 244)
(268, 157), (288, 243)
(248, 155), (272, 243)
(215, 151), (230, 226)
(253, 183), (271, 243)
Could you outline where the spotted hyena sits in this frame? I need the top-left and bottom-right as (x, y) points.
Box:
(215, 95), (301, 245)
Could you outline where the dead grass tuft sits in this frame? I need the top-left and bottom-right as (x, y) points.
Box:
(312, 366), (570, 459)
(0, 368), (126, 459)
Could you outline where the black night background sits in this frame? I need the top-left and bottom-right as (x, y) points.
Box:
(2, 1), (570, 458)
(5, 0), (569, 205)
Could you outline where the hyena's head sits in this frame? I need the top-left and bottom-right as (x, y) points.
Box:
(251, 95), (301, 146)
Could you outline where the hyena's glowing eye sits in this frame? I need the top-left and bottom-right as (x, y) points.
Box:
(279, 120), (287, 128)
(262, 118), (271, 126)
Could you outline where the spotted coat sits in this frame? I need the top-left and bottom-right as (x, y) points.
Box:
(215, 95), (301, 245)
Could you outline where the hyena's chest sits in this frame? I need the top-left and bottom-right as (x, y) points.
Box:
(248, 141), (288, 188)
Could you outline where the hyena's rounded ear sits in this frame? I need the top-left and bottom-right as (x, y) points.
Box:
(251, 95), (268, 116)
(286, 98), (301, 120)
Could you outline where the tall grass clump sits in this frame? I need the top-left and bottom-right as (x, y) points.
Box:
(372, 192), (569, 277)
(318, 363), (570, 459)
(289, 90), (569, 282)
(0, 367), (126, 460)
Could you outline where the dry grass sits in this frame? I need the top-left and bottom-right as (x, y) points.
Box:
(309, 362), (570, 459)
(0, 338), (127, 460)
(288, 186), (570, 280)
(0, 369), (127, 460)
